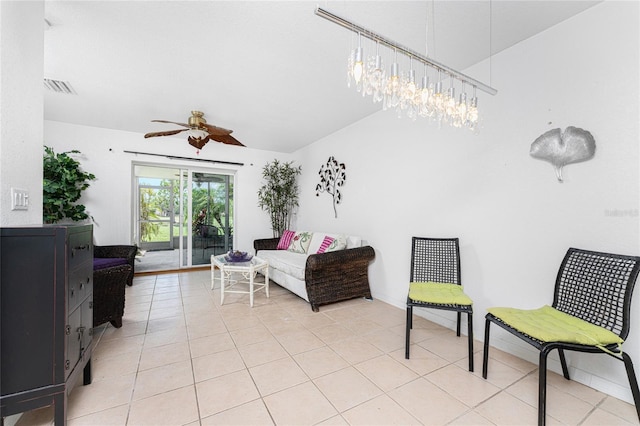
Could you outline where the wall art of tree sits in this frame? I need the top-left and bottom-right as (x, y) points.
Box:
(315, 156), (346, 218)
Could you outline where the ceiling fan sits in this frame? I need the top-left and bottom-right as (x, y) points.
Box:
(144, 111), (245, 149)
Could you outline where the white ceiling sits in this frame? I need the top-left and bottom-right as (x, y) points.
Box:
(43, 1), (600, 153)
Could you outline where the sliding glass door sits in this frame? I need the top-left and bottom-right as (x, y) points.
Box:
(189, 172), (234, 266)
(134, 164), (234, 272)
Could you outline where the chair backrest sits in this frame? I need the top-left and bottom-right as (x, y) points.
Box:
(410, 237), (461, 285)
(200, 225), (219, 237)
(553, 248), (640, 339)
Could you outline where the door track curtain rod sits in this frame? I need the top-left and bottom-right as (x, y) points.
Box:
(123, 150), (244, 166)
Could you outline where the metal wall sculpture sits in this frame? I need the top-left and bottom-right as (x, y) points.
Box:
(529, 126), (596, 182)
(315, 156), (346, 218)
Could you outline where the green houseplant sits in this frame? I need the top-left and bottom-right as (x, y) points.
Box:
(257, 159), (301, 237)
(43, 146), (96, 224)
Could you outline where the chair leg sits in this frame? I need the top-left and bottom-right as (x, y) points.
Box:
(467, 312), (474, 372)
(405, 305), (412, 359)
(621, 352), (640, 422)
(408, 305), (413, 330)
(539, 350), (550, 426)
(110, 317), (123, 328)
(83, 358), (92, 385)
(558, 348), (570, 380)
(483, 318), (491, 379)
(456, 311), (462, 336)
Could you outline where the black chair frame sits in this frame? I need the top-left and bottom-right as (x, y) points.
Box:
(195, 224), (226, 256)
(405, 237), (473, 372)
(482, 248), (640, 425)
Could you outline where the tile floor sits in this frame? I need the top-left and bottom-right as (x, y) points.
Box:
(16, 269), (639, 425)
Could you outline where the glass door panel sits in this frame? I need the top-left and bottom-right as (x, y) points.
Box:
(191, 172), (234, 265)
(134, 165), (182, 272)
(133, 164), (234, 272)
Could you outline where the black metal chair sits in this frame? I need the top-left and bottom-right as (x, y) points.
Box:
(405, 237), (474, 372)
(482, 248), (640, 425)
(195, 224), (225, 256)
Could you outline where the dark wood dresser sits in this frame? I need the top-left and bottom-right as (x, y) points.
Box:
(1, 224), (94, 424)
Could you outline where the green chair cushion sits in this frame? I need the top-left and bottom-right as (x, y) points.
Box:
(488, 305), (623, 346)
(409, 281), (473, 306)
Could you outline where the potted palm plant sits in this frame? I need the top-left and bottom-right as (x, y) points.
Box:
(257, 159), (301, 237)
(43, 146), (96, 224)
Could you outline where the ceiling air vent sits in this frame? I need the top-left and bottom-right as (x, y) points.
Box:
(44, 79), (77, 95)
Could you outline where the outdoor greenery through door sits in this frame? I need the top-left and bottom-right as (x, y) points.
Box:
(134, 164), (234, 272)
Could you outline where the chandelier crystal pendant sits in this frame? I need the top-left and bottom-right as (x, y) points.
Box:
(315, 7), (497, 132)
(383, 50), (401, 111)
(363, 41), (386, 103)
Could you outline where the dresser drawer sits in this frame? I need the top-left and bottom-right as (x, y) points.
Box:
(68, 229), (92, 270)
(68, 262), (92, 313)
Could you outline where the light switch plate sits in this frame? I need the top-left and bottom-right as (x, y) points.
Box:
(11, 188), (29, 211)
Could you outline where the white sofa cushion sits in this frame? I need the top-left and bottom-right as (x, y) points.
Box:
(308, 233), (361, 254)
(257, 249), (307, 281)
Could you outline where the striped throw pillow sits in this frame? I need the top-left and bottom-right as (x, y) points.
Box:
(316, 236), (335, 254)
(277, 230), (295, 250)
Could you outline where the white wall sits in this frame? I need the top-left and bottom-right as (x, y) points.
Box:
(0, 3), (45, 425)
(0, 1), (44, 226)
(295, 1), (640, 402)
(44, 120), (293, 253)
(41, 0), (639, 404)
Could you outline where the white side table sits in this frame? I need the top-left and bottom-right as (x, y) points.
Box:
(211, 254), (269, 307)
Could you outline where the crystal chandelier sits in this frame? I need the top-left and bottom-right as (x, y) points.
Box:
(315, 7), (497, 132)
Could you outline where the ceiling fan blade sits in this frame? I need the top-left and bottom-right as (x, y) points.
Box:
(200, 122), (233, 135)
(188, 135), (209, 149)
(209, 134), (245, 147)
(144, 128), (188, 138)
(151, 119), (190, 127)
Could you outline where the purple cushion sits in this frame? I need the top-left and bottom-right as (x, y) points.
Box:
(93, 257), (128, 271)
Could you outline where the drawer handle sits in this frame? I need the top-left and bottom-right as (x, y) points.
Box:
(79, 277), (89, 290)
(71, 244), (90, 257)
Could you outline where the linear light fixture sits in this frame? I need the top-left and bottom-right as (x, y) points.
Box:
(315, 7), (497, 131)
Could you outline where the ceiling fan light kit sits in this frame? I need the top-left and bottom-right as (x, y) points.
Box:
(315, 7), (497, 132)
(144, 110), (245, 149)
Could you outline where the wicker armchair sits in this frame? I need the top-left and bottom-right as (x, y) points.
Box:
(92, 245), (136, 328)
(94, 245), (137, 286)
(93, 264), (131, 328)
(483, 248), (640, 425)
(254, 238), (375, 312)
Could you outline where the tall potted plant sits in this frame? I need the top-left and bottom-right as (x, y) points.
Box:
(257, 159), (301, 237)
(43, 146), (96, 224)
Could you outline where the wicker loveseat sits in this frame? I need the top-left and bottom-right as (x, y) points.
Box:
(254, 234), (375, 312)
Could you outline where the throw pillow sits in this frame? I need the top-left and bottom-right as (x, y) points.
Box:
(288, 231), (313, 254)
(316, 236), (335, 254)
(277, 230), (295, 250)
(324, 234), (347, 252)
